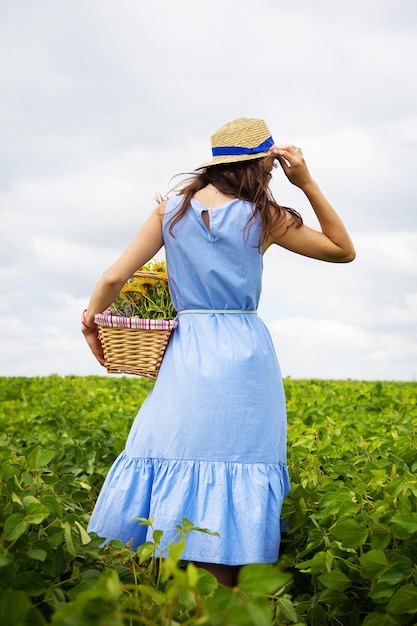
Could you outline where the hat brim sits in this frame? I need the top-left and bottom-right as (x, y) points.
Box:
(195, 150), (271, 171)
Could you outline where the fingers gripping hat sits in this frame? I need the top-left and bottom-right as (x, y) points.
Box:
(196, 117), (275, 169)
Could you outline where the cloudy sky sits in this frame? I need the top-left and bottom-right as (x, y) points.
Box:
(1, 0), (416, 381)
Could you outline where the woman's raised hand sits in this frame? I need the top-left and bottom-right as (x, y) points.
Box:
(270, 144), (313, 190)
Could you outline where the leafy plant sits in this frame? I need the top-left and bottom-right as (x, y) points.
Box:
(280, 379), (417, 625)
(0, 376), (416, 624)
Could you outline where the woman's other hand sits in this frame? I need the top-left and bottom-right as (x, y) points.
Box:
(82, 325), (105, 366)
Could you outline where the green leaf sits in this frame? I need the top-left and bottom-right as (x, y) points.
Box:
(25, 445), (55, 470)
(152, 529), (163, 544)
(387, 584), (417, 614)
(4, 513), (29, 541)
(10, 571), (47, 597)
(378, 553), (413, 586)
(44, 587), (66, 608)
(277, 596), (298, 622)
(370, 522), (392, 550)
(0, 589), (29, 620)
(317, 488), (358, 519)
(196, 567), (218, 595)
(330, 518), (369, 549)
(27, 549), (47, 562)
(74, 520), (91, 545)
(379, 567), (408, 586)
(189, 525), (220, 537)
(180, 517), (194, 530)
(317, 588), (349, 607)
(368, 582), (396, 603)
(50, 570), (122, 624)
(362, 612), (389, 626)
(11, 492), (23, 506)
(40, 494), (63, 517)
(167, 538), (185, 563)
(186, 561), (199, 588)
(246, 597), (273, 626)
(295, 550), (326, 575)
(318, 569), (351, 591)
(391, 513), (417, 539)
(24, 444), (41, 469)
(0, 588), (47, 625)
(136, 516), (154, 526)
(36, 449), (56, 468)
(0, 553), (13, 568)
(135, 584), (165, 605)
(63, 521), (76, 556)
(360, 549), (390, 580)
(47, 525), (65, 548)
(238, 564), (292, 597)
(137, 541), (156, 563)
(25, 501), (50, 524)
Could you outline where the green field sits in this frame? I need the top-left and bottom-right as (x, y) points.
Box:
(0, 376), (416, 625)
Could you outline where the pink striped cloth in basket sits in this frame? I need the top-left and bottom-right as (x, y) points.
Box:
(94, 313), (178, 331)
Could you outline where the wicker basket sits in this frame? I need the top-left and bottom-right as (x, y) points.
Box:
(94, 270), (178, 379)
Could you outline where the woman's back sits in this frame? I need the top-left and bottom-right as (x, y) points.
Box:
(163, 195), (263, 312)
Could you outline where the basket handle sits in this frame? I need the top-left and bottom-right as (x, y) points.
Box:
(132, 270), (168, 283)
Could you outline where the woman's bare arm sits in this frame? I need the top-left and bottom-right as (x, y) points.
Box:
(265, 145), (356, 263)
(81, 200), (167, 364)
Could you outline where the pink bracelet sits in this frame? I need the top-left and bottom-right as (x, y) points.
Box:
(82, 309), (97, 329)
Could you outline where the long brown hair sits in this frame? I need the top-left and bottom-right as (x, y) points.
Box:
(166, 154), (303, 247)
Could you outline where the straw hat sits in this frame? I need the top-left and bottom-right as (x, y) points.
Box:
(196, 117), (275, 169)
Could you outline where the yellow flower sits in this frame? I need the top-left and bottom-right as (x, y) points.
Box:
(141, 278), (157, 288)
(150, 260), (168, 276)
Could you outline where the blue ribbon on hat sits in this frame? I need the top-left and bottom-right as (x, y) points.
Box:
(212, 135), (274, 157)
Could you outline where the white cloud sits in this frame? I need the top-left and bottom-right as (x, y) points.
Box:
(1, 0), (416, 380)
(269, 316), (417, 381)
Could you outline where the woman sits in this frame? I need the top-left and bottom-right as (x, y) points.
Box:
(82, 118), (355, 586)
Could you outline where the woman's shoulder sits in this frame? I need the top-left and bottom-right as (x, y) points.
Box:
(157, 195), (184, 214)
(158, 195), (186, 222)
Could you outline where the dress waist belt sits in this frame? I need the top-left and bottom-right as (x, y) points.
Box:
(177, 309), (257, 315)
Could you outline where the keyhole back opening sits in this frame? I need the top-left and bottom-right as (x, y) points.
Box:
(202, 210), (210, 232)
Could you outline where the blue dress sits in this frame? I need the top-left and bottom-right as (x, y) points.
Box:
(88, 195), (290, 565)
